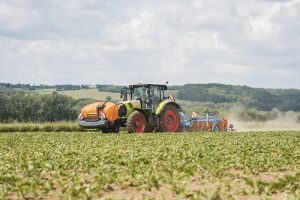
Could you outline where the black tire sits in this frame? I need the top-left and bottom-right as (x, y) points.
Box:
(160, 105), (180, 132)
(111, 126), (120, 133)
(101, 128), (111, 133)
(101, 126), (119, 133)
(127, 111), (148, 133)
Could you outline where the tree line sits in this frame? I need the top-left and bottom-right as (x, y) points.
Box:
(0, 83), (95, 91)
(177, 84), (300, 111)
(0, 82), (128, 92)
(0, 89), (93, 122)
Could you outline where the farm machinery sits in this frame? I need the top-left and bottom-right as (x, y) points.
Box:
(180, 112), (233, 132)
(78, 83), (233, 133)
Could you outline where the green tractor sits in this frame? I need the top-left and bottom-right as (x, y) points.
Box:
(79, 84), (182, 133)
(120, 84), (182, 133)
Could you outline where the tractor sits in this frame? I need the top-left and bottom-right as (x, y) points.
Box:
(78, 84), (182, 133)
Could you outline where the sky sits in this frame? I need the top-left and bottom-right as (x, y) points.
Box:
(0, 0), (299, 89)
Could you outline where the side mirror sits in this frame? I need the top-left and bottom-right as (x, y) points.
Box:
(120, 89), (124, 99)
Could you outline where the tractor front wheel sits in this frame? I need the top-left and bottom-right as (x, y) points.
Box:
(160, 105), (180, 132)
(127, 111), (147, 133)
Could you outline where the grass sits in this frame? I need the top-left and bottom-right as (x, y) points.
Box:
(0, 131), (299, 199)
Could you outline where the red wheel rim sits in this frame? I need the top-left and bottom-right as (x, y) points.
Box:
(131, 114), (146, 133)
(163, 108), (179, 132)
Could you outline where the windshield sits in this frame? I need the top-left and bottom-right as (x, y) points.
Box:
(129, 85), (165, 110)
(130, 87), (147, 100)
(153, 86), (162, 99)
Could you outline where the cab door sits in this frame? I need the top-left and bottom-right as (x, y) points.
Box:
(151, 86), (163, 112)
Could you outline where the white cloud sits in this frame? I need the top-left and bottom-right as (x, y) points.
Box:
(0, 2), (39, 31)
(0, 0), (299, 89)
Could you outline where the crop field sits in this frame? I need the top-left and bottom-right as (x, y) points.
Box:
(0, 122), (84, 133)
(0, 131), (299, 199)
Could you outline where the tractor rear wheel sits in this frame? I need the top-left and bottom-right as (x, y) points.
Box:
(160, 105), (180, 132)
(127, 111), (147, 133)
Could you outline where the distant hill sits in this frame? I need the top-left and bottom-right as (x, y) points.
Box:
(177, 84), (300, 111)
(1, 82), (300, 111)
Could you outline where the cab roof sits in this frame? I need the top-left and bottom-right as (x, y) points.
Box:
(128, 84), (167, 90)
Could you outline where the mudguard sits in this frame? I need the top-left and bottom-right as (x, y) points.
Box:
(155, 99), (181, 115)
(122, 100), (141, 118)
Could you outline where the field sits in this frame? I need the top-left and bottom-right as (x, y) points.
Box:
(35, 89), (121, 101)
(0, 122), (84, 133)
(0, 131), (299, 199)
(36, 88), (178, 101)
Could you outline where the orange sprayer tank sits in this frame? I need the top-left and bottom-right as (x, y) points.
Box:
(80, 101), (119, 122)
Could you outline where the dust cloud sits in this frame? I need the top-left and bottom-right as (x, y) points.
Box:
(228, 111), (300, 132)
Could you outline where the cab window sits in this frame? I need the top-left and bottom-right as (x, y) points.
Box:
(131, 87), (146, 100)
(152, 86), (163, 110)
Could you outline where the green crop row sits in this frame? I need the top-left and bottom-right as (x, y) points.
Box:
(0, 131), (299, 199)
(0, 122), (86, 132)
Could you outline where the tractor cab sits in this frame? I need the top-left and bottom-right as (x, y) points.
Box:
(128, 84), (167, 111)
